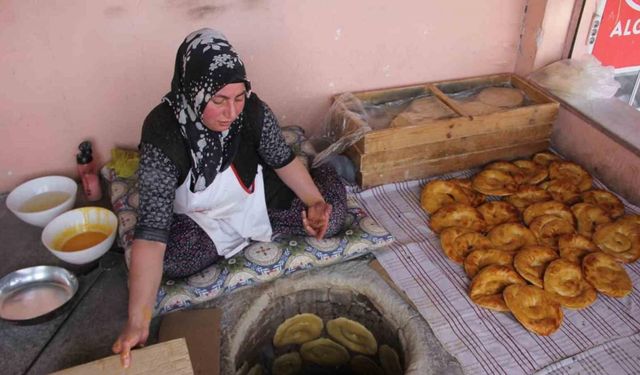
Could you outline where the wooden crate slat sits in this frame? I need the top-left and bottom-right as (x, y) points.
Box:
(360, 103), (557, 153)
(357, 123), (553, 172)
(357, 140), (550, 188)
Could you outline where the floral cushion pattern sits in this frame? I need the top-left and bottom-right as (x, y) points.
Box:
(154, 196), (393, 315)
(100, 127), (394, 316)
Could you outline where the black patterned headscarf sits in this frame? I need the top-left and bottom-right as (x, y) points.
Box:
(162, 28), (251, 192)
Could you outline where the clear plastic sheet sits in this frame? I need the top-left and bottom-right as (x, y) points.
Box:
(312, 92), (428, 167)
(528, 55), (621, 101)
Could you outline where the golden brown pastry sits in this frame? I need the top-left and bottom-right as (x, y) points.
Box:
(558, 233), (599, 264)
(326, 317), (377, 355)
(451, 178), (486, 207)
(485, 161), (526, 185)
(581, 189), (625, 219)
(440, 227), (493, 264)
(300, 338), (350, 367)
(582, 252), (632, 297)
(513, 159), (548, 185)
(505, 185), (552, 212)
(543, 258), (597, 309)
(429, 203), (486, 234)
(420, 180), (477, 214)
(542, 178), (581, 205)
(571, 203), (612, 238)
(503, 284), (563, 336)
(273, 313), (323, 347)
(350, 355), (384, 375)
(469, 265), (527, 311)
(529, 214), (575, 248)
(523, 201), (575, 227)
(487, 223), (538, 252)
(472, 169), (519, 196)
(532, 151), (561, 167)
(477, 87), (525, 107)
(513, 245), (559, 287)
(464, 248), (515, 278)
(617, 214), (640, 226)
(548, 161), (592, 192)
(378, 345), (403, 375)
(477, 201), (520, 231)
(592, 221), (640, 263)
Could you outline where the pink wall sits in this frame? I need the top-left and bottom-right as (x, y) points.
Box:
(0, 0), (529, 192)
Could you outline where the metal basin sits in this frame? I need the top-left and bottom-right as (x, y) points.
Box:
(0, 265), (78, 324)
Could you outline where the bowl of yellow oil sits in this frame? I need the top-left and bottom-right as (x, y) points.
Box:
(41, 207), (118, 264)
(6, 176), (78, 227)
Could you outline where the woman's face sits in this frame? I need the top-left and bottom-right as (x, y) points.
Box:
(201, 82), (246, 132)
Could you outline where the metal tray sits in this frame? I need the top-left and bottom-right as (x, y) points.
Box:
(0, 265), (78, 324)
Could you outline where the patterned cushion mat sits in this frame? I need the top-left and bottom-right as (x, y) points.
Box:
(101, 128), (394, 315)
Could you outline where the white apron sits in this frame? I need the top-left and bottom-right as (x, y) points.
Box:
(173, 165), (273, 259)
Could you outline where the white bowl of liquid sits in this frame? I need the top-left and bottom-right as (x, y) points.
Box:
(6, 176), (78, 227)
(41, 207), (118, 265)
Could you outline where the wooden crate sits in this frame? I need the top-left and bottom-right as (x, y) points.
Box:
(339, 73), (559, 188)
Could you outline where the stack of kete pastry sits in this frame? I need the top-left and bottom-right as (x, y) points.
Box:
(420, 151), (639, 336)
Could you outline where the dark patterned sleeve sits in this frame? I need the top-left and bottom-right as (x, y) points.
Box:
(133, 142), (180, 244)
(257, 103), (295, 168)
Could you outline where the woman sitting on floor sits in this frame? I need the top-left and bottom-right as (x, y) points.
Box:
(112, 28), (347, 367)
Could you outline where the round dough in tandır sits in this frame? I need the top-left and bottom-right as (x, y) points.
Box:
(273, 313), (323, 347)
(477, 87), (525, 107)
(582, 252), (632, 298)
(326, 317), (377, 355)
(300, 338), (350, 367)
(503, 284), (563, 336)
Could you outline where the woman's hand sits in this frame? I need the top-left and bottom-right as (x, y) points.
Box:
(112, 317), (150, 368)
(302, 201), (333, 239)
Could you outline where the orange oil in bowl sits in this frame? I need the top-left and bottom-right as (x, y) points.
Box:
(52, 224), (113, 252)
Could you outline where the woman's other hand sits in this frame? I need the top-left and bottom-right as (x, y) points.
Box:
(112, 316), (150, 368)
(112, 319), (150, 368)
(302, 201), (332, 239)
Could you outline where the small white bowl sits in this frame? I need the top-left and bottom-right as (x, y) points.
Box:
(41, 207), (118, 265)
(6, 176), (78, 227)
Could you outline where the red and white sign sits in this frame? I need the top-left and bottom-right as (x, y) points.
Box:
(591, 0), (640, 70)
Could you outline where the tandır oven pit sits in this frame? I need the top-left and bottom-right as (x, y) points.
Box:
(219, 260), (462, 375)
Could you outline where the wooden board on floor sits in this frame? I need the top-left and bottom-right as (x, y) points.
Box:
(51, 338), (193, 375)
(159, 308), (221, 375)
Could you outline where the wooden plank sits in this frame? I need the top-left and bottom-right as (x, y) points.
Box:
(360, 103), (557, 153)
(159, 308), (221, 375)
(358, 123), (553, 172)
(431, 73), (511, 94)
(358, 140), (550, 188)
(428, 83), (470, 118)
(51, 338), (193, 375)
(511, 74), (559, 105)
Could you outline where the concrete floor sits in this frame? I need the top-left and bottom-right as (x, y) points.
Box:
(0, 193), (159, 375)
